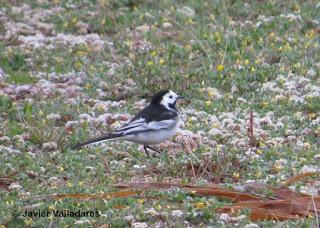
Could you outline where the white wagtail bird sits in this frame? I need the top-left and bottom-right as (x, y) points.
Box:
(74, 90), (185, 157)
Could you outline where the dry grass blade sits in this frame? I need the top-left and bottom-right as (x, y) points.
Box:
(217, 205), (299, 221)
(217, 185), (320, 221)
(243, 181), (317, 201)
(281, 172), (319, 187)
(114, 179), (320, 221)
(218, 196), (320, 221)
(115, 182), (225, 190)
(273, 186), (312, 200)
(186, 187), (261, 201)
(114, 182), (261, 201)
(248, 208), (299, 222)
(237, 198), (319, 215)
(294, 197), (320, 211)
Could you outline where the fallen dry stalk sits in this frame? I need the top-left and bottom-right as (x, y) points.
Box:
(113, 172), (320, 221)
(17, 173), (319, 222)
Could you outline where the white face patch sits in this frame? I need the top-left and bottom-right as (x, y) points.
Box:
(160, 90), (179, 110)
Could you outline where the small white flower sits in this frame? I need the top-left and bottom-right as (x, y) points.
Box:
(0, 68), (7, 80)
(307, 68), (316, 77)
(144, 208), (158, 216)
(133, 164), (146, 170)
(162, 22), (173, 29)
(132, 222), (148, 228)
(0, 136), (11, 145)
(171, 210), (184, 218)
(124, 215), (135, 222)
(46, 113), (61, 120)
(136, 24), (150, 33)
(48, 177), (59, 185)
(208, 128), (223, 136)
(8, 182), (22, 190)
(42, 142), (57, 151)
(300, 165), (320, 173)
(84, 166), (95, 172)
(177, 6), (195, 18)
(244, 223), (260, 228)
(219, 213), (230, 221)
(300, 186), (318, 196)
(231, 85), (238, 94)
(74, 219), (91, 225)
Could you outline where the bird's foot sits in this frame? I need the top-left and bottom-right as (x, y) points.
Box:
(143, 145), (161, 158)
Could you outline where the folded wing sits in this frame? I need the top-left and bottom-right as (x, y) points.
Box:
(114, 118), (176, 136)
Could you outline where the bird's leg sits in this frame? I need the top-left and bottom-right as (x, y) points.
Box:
(146, 145), (161, 154)
(143, 145), (150, 158)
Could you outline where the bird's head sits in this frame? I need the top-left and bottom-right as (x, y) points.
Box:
(151, 90), (184, 110)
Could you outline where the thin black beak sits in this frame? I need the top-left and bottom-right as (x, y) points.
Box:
(178, 95), (185, 100)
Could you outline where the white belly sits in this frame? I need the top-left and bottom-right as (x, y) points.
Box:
(124, 126), (178, 145)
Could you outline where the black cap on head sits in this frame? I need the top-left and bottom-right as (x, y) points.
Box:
(150, 90), (169, 105)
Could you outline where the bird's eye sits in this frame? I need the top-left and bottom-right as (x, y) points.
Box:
(169, 95), (173, 99)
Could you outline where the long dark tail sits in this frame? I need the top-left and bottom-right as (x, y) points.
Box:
(73, 133), (121, 149)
